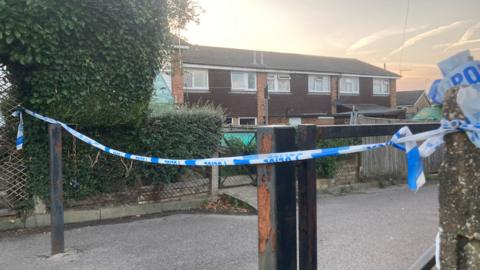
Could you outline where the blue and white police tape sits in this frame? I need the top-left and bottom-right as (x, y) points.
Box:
(13, 108), (468, 192)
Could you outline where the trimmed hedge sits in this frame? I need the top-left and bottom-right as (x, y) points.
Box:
(24, 105), (224, 203)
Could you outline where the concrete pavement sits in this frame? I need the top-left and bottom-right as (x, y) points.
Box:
(0, 184), (438, 270)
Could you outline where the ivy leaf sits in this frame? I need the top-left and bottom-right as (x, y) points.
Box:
(5, 36), (13, 44)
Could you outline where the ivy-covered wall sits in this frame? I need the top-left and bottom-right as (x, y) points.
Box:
(0, 0), (221, 209)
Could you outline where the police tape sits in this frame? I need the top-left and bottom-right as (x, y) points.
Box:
(10, 53), (480, 193)
(13, 107), (468, 191)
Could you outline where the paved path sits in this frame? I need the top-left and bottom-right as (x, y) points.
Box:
(221, 186), (258, 209)
(0, 185), (438, 270)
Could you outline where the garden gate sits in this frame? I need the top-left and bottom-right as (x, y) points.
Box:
(218, 131), (257, 188)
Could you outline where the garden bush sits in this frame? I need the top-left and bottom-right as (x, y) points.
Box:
(25, 105), (224, 202)
(0, 0), (209, 207)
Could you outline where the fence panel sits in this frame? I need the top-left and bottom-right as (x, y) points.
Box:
(0, 67), (28, 211)
(358, 116), (444, 179)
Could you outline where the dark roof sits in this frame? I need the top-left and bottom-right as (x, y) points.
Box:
(397, 90), (425, 106)
(182, 45), (400, 78)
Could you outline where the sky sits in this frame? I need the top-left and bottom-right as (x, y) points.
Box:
(182, 0), (480, 91)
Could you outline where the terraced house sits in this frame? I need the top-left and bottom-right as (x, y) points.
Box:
(169, 44), (402, 125)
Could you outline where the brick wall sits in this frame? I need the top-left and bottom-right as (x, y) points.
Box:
(269, 117), (288, 125)
(171, 51), (184, 105)
(330, 76), (339, 114)
(256, 72), (267, 125)
(334, 154), (359, 185)
(389, 79), (397, 108)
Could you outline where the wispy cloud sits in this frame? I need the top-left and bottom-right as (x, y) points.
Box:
(347, 26), (427, 53)
(441, 22), (480, 51)
(388, 21), (467, 57)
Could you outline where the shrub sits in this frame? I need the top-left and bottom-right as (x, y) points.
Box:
(0, 0), (201, 209)
(24, 105), (224, 202)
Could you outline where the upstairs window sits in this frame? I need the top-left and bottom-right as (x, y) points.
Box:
(267, 73), (291, 92)
(184, 69), (208, 90)
(308, 75), (330, 93)
(373, 79), (390, 95)
(231, 72), (256, 91)
(340, 76), (359, 94)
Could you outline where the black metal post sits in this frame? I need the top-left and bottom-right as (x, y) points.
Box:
(49, 123), (64, 255)
(257, 126), (297, 270)
(297, 125), (318, 270)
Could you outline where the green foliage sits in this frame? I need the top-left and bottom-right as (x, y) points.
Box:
(0, 0), (202, 210)
(316, 138), (360, 178)
(219, 137), (257, 178)
(0, 0), (197, 127)
(24, 105), (224, 203)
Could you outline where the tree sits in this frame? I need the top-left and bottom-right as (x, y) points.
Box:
(0, 0), (198, 126)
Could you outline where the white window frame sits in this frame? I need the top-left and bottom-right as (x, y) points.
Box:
(339, 76), (359, 95)
(238, 117), (257, 126)
(231, 71), (257, 91)
(373, 79), (390, 95)
(267, 73), (291, 93)
(308, 75), (331, 93)
(184, 68), (209, 90)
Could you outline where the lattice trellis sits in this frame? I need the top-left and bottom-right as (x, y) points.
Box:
(0, 67), (28, 210)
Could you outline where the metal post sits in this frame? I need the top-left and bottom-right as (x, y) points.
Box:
(49, 124), (64, 255)
(297, 125), (318, 270)
(257, 126), (297, 270)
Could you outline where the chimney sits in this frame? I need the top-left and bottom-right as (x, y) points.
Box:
(253, 51), (257, 65)
(260, 52), (264, 65)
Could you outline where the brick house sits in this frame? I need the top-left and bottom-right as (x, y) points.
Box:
(396, 90), (431, 118)
(170, 44), (400, 126)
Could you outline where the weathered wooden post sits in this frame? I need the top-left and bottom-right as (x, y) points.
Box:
(257, 126), (297, 270)
(49, 123), (64, 255)
(297, 125), (318, 270)
(438, 87), (480, 269)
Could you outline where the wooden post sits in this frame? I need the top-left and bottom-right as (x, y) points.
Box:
(49, 124), (64, 255)
(257, 126), (297, 270)
(438, 87), (480, 269)
(209, 152), (219, 195)
(297, 125), (318, 270)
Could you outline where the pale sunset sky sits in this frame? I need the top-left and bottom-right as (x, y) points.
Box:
(182, 0), (480, 91)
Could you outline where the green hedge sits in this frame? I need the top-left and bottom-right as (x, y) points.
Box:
(23, 105), (224, 203)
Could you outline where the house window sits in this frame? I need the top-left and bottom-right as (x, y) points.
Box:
(231, 72), (256, 91)
(308, 75), (330, 93)
(184, 69), (208, 90)
(239, 117), (257, 126)
(373, 79), (390, 95)
(267, 74), (291, 92)
(340, 76), (359, 95)
(288, 117), (302, 126)
(224, 117), (233, 125)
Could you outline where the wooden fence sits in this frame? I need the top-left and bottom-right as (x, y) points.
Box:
(358, 116), (444, 179)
